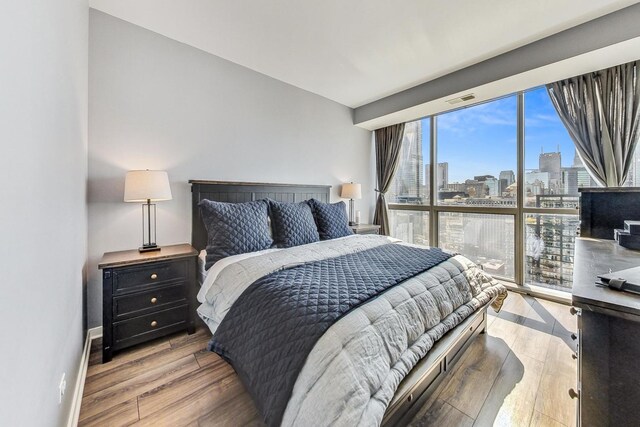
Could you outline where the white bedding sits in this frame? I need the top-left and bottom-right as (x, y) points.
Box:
(197, 235), (506, 426)
(197, 245), (283, 334)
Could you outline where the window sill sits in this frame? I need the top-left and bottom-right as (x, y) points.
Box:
(498, 279), (572, 305)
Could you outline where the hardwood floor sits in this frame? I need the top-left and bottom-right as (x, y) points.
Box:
(411, 293), (578, 427)
(79, 292), (577, 426)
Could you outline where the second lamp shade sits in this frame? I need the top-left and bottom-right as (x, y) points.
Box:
(124, 170), (173, 202)
(341, 183), (362, 199)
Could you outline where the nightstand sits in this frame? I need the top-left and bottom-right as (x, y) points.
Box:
(98, 243), (198, 363)
(351, 224), (381, 235)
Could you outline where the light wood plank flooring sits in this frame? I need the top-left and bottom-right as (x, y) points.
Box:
(79, 292), (577, 426)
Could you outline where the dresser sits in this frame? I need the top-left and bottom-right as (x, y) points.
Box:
(572, 237), (640, 426)
(99, 244), (198, 363)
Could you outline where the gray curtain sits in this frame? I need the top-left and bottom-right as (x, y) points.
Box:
(373, 123), (405, 235)
(546, 60), (640, 187)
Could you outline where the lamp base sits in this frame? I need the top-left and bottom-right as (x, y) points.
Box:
(139, 244), (161, 253)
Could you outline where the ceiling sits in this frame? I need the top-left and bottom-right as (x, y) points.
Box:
(89, 0), (638, 108)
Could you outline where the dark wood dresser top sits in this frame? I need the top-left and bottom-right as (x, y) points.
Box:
(573, 237), (640, 317)
(98, 244), (198, 269)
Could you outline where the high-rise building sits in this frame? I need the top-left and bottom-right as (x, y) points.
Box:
(526, 195), (580, 289)
(485, 178), (499, 196)
(439, 213), (515, 278)
(424, 162), (449, 190)
(424, 164), (429, 194)
(577, 169), (597, 188)
(437, 162), (448, 189)
(573, 149), (583, 167)
(539, 151), (562, 194)
(391, 120), (423, 202)
(525, 171), (550, 196)
(562, 167), (581, 196)
(447, 183), (467, 192)
(499, 170), (515, 186)
(464, 179), (487, 198)
(560, 148), (598, 195)
(499, 179), (509, 195)
(473, 175), (495, 182)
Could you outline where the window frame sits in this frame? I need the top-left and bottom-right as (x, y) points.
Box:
(388, 91), (579, 288)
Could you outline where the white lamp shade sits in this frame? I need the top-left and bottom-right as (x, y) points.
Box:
(341, 183), (362, 199)
(124, 170), (173, 202)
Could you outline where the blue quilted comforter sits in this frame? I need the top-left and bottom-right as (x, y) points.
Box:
(209, 243), (453, 426)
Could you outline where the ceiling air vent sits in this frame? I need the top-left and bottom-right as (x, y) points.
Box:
(446, 93), (476, 105)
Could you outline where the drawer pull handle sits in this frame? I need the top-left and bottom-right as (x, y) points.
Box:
(571, 352), (578, 360)
(568, 388), (579, 399)
(150, 273), (158, 280)
(150, 297), (158, 304)
(569, 307), (579, 316)
(150, 320), (158, 328)
(571, 333), (577, 341)
(407, 393), (413, 403)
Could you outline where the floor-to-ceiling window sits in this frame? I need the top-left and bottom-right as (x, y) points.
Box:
(435, 95), (517, 281)
(522, 87), (587, 291)
(387, 86), (611, 292)
(388, 119), (430, 245)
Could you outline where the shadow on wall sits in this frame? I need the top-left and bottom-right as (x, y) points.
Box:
(87, 156), (128, 203)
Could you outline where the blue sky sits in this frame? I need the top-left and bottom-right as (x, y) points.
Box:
(420, 86), (577, 183)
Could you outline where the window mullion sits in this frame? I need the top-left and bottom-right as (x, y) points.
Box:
(515, 92), (525, 286)
(430, 116), (438, 248)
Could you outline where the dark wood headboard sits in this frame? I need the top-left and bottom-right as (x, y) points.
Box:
(189, 180), (332, 252)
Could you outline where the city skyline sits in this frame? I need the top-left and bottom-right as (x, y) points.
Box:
(389, 86), (640, 292)
(416, 87), (585, 183)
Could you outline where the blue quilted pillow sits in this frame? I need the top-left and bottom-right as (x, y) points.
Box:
(267, 200), (320, 248)
(199, 199), (273, 269)
(308, 199), (353, 240)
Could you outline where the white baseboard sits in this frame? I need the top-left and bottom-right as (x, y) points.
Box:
(67, 326), (103, 427)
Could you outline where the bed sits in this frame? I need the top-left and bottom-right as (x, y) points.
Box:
(190, 180), (507, 427)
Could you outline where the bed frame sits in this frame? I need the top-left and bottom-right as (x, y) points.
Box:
(189, 179), (490, 426)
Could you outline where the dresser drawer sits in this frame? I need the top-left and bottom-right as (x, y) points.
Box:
(113, 261), (187, 294)
(113, 284), (187, 320)
(113, 305), (188, 345)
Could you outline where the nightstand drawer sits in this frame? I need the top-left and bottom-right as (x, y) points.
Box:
(113, 284), (187, 320)
(113, 261), (187, 293)
(113, 305), (188, 345)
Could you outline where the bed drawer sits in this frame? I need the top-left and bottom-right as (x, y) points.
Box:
(383, 307), (489, 426)
(386, 360), (444, 425)
(445, 310), (485, 369)
(113, 260), (187, 293)
(113, 284), (187, 320)
(113, 305), (188, 347)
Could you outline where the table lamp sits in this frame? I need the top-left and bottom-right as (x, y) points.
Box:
(341, 182), (362, 226)
(124, 170), (172, 252)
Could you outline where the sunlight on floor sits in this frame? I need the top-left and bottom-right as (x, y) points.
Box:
(410, 292), (577, 427)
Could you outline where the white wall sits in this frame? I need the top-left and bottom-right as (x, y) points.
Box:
(0, 1), (88, 426)
(88, 10), (374, 327)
